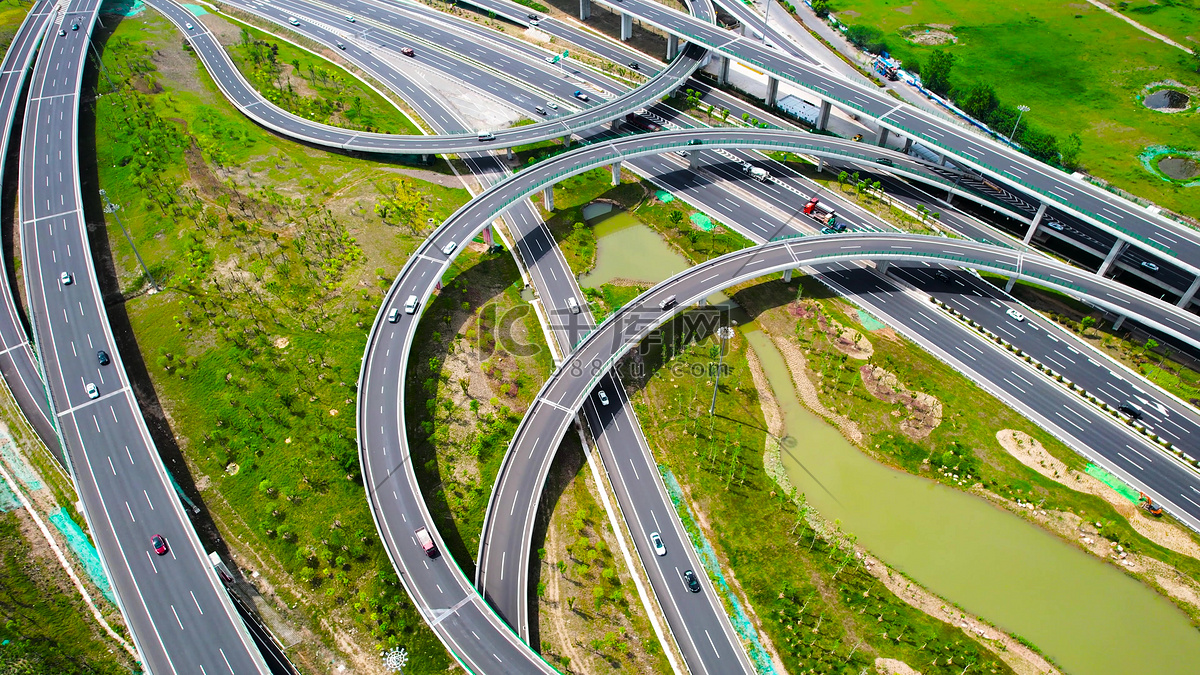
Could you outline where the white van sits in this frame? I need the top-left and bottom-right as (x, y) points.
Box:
(478, 131), (495, 142)
(566, 297), (581, 314)
(288, 16), (299, 25)
(387, 308), (401, 323)
(404, 295), (419, 314)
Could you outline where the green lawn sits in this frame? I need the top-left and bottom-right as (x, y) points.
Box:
(93, 11), (466, 669)
(630, 307), (1016, 674)
(1103, 0), (1200, 47)
(0, 512), (133, 674)
(827, 0), (1200, 219)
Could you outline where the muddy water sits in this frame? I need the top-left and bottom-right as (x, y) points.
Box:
(579, 207), (733, 307)
(742, 328), (1200, 674)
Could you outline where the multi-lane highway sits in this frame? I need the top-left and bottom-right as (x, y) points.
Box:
(586, 0), (1200, 286)
(0, 0), (63, 459)
(16, 1), (269, 671)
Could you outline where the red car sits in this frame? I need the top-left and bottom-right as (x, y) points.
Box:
(151, 534), (169, 556)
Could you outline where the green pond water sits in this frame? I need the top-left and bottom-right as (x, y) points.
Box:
(741, 328), (1200, 674)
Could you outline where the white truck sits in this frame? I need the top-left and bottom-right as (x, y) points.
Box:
(741, 163), (769, 182)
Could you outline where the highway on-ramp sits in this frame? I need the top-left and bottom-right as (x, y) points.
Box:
(17, 1), (270, 671)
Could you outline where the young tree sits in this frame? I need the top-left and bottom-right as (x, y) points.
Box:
(1060, 133), (1083, 171)
(811, 0), (830, 17)
(922, 49), (955, 96)
(1080, 316), (1097, 335)
(957, 83), (999, 122)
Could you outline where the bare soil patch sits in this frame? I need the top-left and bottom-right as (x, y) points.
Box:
(860, 365), (943, 439)
(997, 429), (1200, 560)
(900, 24), (959, 46)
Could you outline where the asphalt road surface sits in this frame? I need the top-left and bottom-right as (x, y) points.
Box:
(17, 1), (269, 671)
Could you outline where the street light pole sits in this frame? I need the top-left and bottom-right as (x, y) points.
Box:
(762, 0), (770, 44)
(708, 325), (736, 415)
(1009, 104), (1029, 143)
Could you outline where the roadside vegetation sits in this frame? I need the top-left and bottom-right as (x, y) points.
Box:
(0, 511), (132, 674)
(403, 238), (554, 575)
(626, 306), (1017, 674)
(820, 0), (1200, 220)
(218, 15), (421, 134)
(535, 437), (672, 674)
(93, 12), (464, 671)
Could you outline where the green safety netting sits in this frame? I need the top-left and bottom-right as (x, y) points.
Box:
(856, 309), (886, 331)
(655, 190), (674, 203)
(690, 212), (714, 231)
(0, 481), (18, 513)
(50, 508), (116, 604)
(1085, 464), (1141, 504)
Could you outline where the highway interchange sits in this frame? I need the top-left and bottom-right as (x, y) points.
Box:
(2, 0), (1200, 671)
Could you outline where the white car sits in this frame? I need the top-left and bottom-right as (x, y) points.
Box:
(85, 382), (98, 399)
(530, 18), (540, 26)
(597, 390), (610, 406)
(185, 22), (194, 30)
(442, 241), (457, 256)
(345, 15), (355, 22)
(650, 532), (665, 556)
(288, 16), (299, 25)
(1006, 308), (1025, 322)
(545, 101), (558, 110)
(60, 271), (72, 285)
(544, 55), (556, 64)
(387, 308), (400, 323)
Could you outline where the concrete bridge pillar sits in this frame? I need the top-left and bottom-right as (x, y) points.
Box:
(1178, 275), (1200, 309)
(543, 185), (555, 211)
(1113, 314), (1127, 331)
(876, 261), (891, 275)
(562, 134), (571, 147)
(483, 225), (494, 248)
(1022, 202), (1048, 244)
(611, 161), (622, 186)
(717, 56), (730, 85)
(1098, 239), (1127, 277)
(783, 269), (793, 282)
(621, 12), (633, 41)
(506, 146), (514, 162)
(902, 137), (913, 153)
(876, 127), (890, 147)
(688, 151), (702, 169)
(816, 100), (831, 131)
(579, 0), (590, 20)
(1005, 277), (1017, 293)
(666, 34), (678, 60)
(816, 156), (825, 173)
(766, 77), (779, 107)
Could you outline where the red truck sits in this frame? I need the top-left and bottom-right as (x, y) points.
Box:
(803, 197), (843, 232)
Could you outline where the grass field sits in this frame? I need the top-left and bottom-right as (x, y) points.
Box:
(827, 0), (1200, 219)
(629, 304), (1017, 674)
(94, 11), (464, 671)
(1099, 0), (1200, 47)
(0, 511), (133, 674)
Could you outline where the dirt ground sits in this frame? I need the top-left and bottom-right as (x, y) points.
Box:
(859, 365), (943, 440)
(996, 429), (1200, 560)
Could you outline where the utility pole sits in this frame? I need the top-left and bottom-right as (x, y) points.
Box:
(761, 0), (770, 44)
(708, 325), (736, 415)
(1009, 105), (1029, 143)
(100, 189), (161, 293)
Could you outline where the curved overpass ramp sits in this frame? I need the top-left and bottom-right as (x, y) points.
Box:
(147, 0), (706, 154)
(361, 128), (1199, 671)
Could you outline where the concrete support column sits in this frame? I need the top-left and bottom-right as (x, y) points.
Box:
(562, 134), (571, 147)
(766, 77), (779, 107)
(1178, 275), (1200, 308)
(1005, 277), (1017, 293)
(783, 269), (793, 282)
(579, 0), (590, 20)
(1113, 314), (1127, 331)
(1098, 239), (1127, 277)
(946, 190), (954, 205)
(876, 260), (890, 275)
(717, 56), (730, 86)
(816, 156), (825, 173)
(621, 12), (632, 41)
(816, 100), (831, 131)
(876, 127), (890, 147)
(543, 185), (555, 211)
(421, 153), (431, 164)
(612, 118), (621, 132)
(688, 151), (702, 169)
(1022, 202), (1048, 244)
(483, 225), (494, 248)
(939, 154), (949, 166)
(610, 161), (621, 186)
(666, 34), (678, 60)
(506, 147), (514, 162)
(903, 137), (913, 153)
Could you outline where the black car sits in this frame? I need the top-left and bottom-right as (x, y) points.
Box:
(875, 157), (893, 166)
(683, 569), (701, 593)
(1118, 402), (1143, 420)
(687, 139), (702, 146)
(629, 61), (639, 70)
(97, 350), (110, 366)
(933, 269), (950, 282)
